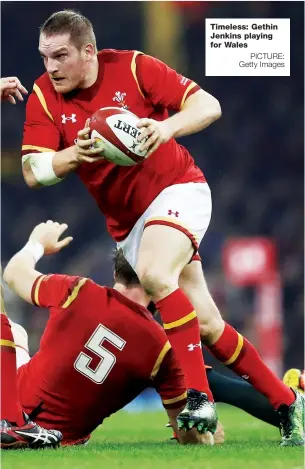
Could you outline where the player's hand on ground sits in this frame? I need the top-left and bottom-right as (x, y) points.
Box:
(29, 221), (73, 255)
(75, 118), (105, 164)
(1, 77), (28, 104)
(213, 422), (225, 444)
(136, 118), (173, 157)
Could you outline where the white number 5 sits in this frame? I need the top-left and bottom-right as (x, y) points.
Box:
(74, 324), (126, 384)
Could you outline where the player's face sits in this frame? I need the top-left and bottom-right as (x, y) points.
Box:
(39, 33), (89, 94)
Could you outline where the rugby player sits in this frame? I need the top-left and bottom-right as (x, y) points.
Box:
(1, 76), (62, 449)
(1, 220), (213, 447)
(21, 11), (304, 443)
(2, 235), (303, 447)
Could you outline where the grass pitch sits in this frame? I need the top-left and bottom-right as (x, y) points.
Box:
(1, 405), (304, 469)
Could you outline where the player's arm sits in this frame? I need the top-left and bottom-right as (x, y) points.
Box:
(22, 147), (80, 188)
(22, 88), (103, 189)
(163, 88), (221, 139)
(3, 221), (73, 304)
(23, 128), (103, 189)
(135, 54), (221, 156)
(152, 344), (213, 445)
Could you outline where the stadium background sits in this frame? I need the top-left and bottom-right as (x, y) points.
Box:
(1, 1), (303, 407)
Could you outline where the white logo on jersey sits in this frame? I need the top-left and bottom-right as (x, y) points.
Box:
(180, 76), (188, 86)
(62, 114), (77, 124)
(188, 342), (202, 352)
(112, 91), (129, 110)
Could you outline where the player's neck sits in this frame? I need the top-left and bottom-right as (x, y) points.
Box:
(79, 56), (99, 89)
(113, 283), (150, 308)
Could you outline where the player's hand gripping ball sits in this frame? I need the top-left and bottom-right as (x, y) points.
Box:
(89, 107), (149, 166)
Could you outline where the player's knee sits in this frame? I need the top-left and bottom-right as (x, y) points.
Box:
(199, 315), (224, 343)
(138, 268), (175, 299)
(9, 319), (29, 351)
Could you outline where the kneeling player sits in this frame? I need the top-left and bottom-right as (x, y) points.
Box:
(2, 221), (213, 446)
(0, 299), (62, 449)
(1, 75), (61, 449)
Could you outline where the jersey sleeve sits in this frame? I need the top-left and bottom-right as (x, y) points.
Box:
(151, 344), (187, 409)
(22, 86), (61, 158)
(31, 274), (88, 309)
(136, 54), (201, 111)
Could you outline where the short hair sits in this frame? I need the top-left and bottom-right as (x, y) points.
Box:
(113, 249), (141, 288)
(40, 10), (97, 52)
(113, 249), (158, 315)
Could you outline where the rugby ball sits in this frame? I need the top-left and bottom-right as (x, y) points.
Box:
(89, 107), (148, 166)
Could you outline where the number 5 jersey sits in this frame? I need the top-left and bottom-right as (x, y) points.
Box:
(17, 273), (186, 444)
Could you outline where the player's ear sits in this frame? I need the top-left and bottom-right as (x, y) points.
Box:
(84, 43), (95, 61)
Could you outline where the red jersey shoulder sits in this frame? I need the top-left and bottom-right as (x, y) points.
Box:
(32, 274), (91, 309)
(34, 71), (57, 99)
(103, 288), (168, 342)
(30, 71), (60, 124)
(99, 49), (141, 64)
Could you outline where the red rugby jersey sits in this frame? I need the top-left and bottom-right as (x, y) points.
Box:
(22, 50), (205, 241)
(17, 274), (186, 442)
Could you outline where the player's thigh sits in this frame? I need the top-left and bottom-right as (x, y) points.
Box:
(179, 261), (224, 340)
(118, 182), (212, 298)
(137, 224), (194, 281)
(118, 183), (211, 274)
(9, 320), (30, 368)
(137, 182), (212, 276)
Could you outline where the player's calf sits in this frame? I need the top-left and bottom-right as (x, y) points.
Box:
(138, 268), (217, 433)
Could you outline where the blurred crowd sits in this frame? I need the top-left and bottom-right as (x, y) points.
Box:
(1, 2), (303, 369)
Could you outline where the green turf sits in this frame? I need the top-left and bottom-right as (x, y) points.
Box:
(1, 405), (304, 469)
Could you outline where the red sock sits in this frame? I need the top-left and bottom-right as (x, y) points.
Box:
(156, 288), (213, 400)
(1, 314), (24, 425)
(208, 323), (294, 409)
